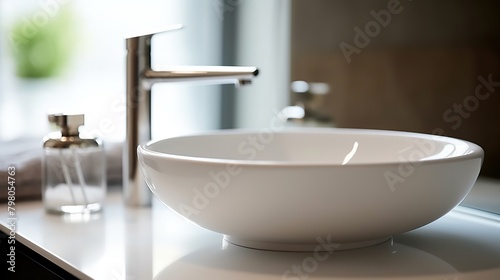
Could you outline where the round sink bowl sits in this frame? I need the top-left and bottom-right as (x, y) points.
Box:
(137, 128), (483, 251)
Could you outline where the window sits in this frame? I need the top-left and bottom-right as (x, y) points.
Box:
(0, 0), (229, 141)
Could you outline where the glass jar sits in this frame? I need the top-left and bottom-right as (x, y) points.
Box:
(42, 114), (106, 214)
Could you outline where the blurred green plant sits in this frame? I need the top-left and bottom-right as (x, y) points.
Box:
(9, 5), (76, 78)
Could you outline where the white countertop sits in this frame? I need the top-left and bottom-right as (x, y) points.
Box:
(2, 183), (500, 279)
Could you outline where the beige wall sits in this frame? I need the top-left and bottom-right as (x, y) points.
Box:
(291, 0), (500, 178)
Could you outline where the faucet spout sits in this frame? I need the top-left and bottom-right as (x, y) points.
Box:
(142, 66), (258, 89)
(124, 27), (258, 207)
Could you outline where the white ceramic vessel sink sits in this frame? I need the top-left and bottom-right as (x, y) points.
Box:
(137, 128), (483, 251)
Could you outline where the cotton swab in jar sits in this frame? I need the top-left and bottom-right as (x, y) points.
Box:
(71, 147), (89, 207)
(59, 149), (77, 205)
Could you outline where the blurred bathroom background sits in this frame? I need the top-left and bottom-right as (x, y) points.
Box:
(0, 0), (289, 141)
(0, 0), (499, 182)
(290, 0), (500, 179)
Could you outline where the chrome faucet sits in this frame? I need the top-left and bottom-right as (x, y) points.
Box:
(124, 25), (258, 206)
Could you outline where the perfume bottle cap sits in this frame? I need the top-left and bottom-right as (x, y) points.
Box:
(48, 113), (84, 136)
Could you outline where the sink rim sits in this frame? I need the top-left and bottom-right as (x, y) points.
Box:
(138, 128), (484, 167)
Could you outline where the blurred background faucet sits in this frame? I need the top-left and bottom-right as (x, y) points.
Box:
(124, 25), (259, 207)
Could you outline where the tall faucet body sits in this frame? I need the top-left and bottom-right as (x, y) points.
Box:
(124, 28), (258, 206)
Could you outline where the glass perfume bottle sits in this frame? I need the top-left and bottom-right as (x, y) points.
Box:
(42, 114), (106, 214)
